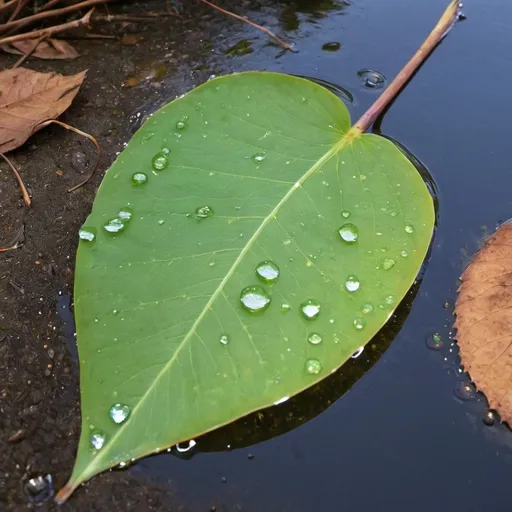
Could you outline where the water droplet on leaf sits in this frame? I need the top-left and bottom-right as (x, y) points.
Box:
(255, 260), (280, 283)
(362, 303), (373, 314)
(305, 358), (322, 375)
(281, 303), (291, 312)
(104, 218), (125, 234)
(152, 151), (168, 170)
(90, 430), (106, 450)
(382, 258), (396, 270)
(308, 333), (322, 345)
(132, 172), (148, 185)
(240, 286), (271, 313)
(405, 224), (415, 234)
(252, 152), (266, 164)
(341, 210), (351, 218)
(338, 223), (359, 243)
(300, 299), (320, 320)
(345, 275), (360, 292)
(220, 334), (229, 345)
(195, 205), (214, 219)
(109, 403), (131, 424)
(118, 207), (133, 222)
(353, 318), (366, 330)
(79, 226), (96, 242)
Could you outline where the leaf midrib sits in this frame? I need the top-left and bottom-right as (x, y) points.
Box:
(81, 126), (360, 478)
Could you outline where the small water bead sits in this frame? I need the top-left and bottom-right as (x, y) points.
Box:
(252, 152), (266, 164)
(255, 260), (280, 284)
(322, 41), (341, 52)
(305, 358), (322, 375)
(132, 172), (148, 185)
(426, 332), (444, 350)
(483, 410), (495, 426)
(353, 318), (366, 330)
(281, 303), (291, 312)
(382, 258), (396, 270)
(405, 224), (415, 234)
(109, 403), (131, 424)
(300, 299), (321, 320)
(454, 381), (475, 401)
(341, 210), (351, 218)
(118, 207), (133, 222)
(308, 333), (322, 345)
(152, 151), (168, 170)
(385, 295), (395, 305)
(358, 68), (386, 89)
(400, 250), (409, 258)
(90, 430), (106, 450)
(220, 334), (229, 345)
(362, 303), (373, 314)
(195, 205), (214, 219)
(104, 218), (125, 234)
(338, 223), (359, 243)
(176, 118), (188, 130)
(79, 226), (96, 242)
(345, 275), (360, 292)
(240, 285), (271, 313)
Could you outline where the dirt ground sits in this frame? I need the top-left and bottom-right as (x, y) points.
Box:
(0, 1), (282, 509)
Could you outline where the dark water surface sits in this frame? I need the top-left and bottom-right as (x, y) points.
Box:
(113, 0), (512, 510)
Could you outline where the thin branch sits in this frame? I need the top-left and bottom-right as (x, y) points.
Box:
(0, 8), (92, 46)
(199, 0), (296, 53)
(38, 120), (101, 192)
(353, 0), (461, 133)
(11, 33), (48, 68)
(0, 0), (20, 17)
(0, 0), (110, 34)
(93, 12), (179, 22)
(7, 0), (29, 23)
(0, 152), (31, 207)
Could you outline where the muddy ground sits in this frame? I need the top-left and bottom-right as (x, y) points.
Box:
(0, 1), (289, 509)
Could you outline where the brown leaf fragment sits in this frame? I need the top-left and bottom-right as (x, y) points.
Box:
(0, 67), (86, 153)
(455, 222), (512, 425)
(1, 38), (79, 59)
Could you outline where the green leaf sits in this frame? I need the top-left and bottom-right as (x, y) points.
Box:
(63, 72), (434, 496)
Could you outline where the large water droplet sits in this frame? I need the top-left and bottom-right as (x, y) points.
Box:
(305, 358), (322, 375)
(118, 207), (133, 222)
(79, 226), (96, 242)
(104, 218), (125, 234)
(426, 332), (444, 350)
(24, 474), (54, 504)
(252, 152), (266, 164)
(400, 250), (409, 258)
(255, 260), (280, 284)
(353, 318), (366, 330)
(358, 68), (386, 89)
(382, 258), (396, 270)
(341, 210), (351, 218)
(308, 333), (322, 345)
(483, 410), (495, 426)
(240, 285), (271, 313)
(90, 430), (106, 450)
(195, 205), (214, 219)
(300, 299), (321, 320)
(176, 117), (188, 130)
(362, 303), (373, 314)
(220, 334), (229, 345)
(405, 224), (415, 234)
(338, 223), (359, 243)
(132, 172), (148, 185)
(152, 151), (168, 170)
(345, 274), (360, 292)
(109, 403), (131, 424)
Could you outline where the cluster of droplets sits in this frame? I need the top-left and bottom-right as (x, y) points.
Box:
(89, 403), (132, 451)
(104, 206), (133, 234)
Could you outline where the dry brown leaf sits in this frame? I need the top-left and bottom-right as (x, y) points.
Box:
(1, 39), (79, 60)
(455, 222), (512, 424)
(0, 67), (86, 153)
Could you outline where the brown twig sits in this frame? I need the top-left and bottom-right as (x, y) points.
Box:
(11, 33), (49, 68)
(0, 0), (19, 17)
(353, 0), (461, 133)
(38, 120), (101, 192)
(93, 12), (179, 22)
(199, 0), (296, 52)
(0, 0), (109, 34)
(0, 152), (31, 207)
(7, 0), (29, 23)
(0, 8), (93, 46)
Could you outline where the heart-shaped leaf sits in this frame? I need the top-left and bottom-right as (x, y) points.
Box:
(61, 72), (434, 498)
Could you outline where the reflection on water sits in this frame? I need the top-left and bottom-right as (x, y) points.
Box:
(279, 0), (350, 31)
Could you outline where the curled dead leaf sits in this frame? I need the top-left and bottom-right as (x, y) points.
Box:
(0, 39), (79, 60)
(0, 67), (86, 153)
(455, 222), (512, 424)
